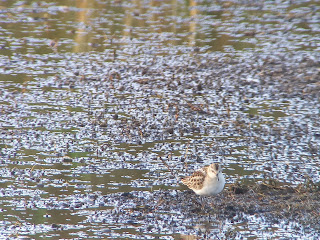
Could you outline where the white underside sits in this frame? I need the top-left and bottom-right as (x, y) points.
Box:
(193, 172), (225, 196)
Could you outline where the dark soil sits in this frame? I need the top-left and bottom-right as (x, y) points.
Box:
(78, 182), (320, 239)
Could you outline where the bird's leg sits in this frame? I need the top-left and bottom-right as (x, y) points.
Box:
(200, 196), (206, 210)
(199, 196), (210, 211)
(191, 195), (205, 210)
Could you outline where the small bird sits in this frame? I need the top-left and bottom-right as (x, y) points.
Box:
(181, 163), (225, 196)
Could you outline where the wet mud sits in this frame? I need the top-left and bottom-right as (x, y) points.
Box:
(98, 182), (320, 239)
(0, 0), (320, 239)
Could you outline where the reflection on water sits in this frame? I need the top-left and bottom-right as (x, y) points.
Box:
(0, 0), (257, 55)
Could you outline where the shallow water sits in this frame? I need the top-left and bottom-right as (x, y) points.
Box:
(1, 0), (320, 239)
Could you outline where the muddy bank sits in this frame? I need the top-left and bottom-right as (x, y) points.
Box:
(1, 48), (320, 239)
(38, 181), (320, 239)
(100, 182), (320, 238)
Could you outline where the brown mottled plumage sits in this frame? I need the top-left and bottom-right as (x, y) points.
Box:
(181, 163), (225, 196)
(181, 166), (208, 190)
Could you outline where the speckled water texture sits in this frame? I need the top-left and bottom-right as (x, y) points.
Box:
(0, 0), (320, 239)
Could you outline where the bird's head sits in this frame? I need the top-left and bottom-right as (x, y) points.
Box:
(208, 163), (222, 178)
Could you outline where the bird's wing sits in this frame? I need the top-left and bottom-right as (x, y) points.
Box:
(181, 167), (207, 190)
